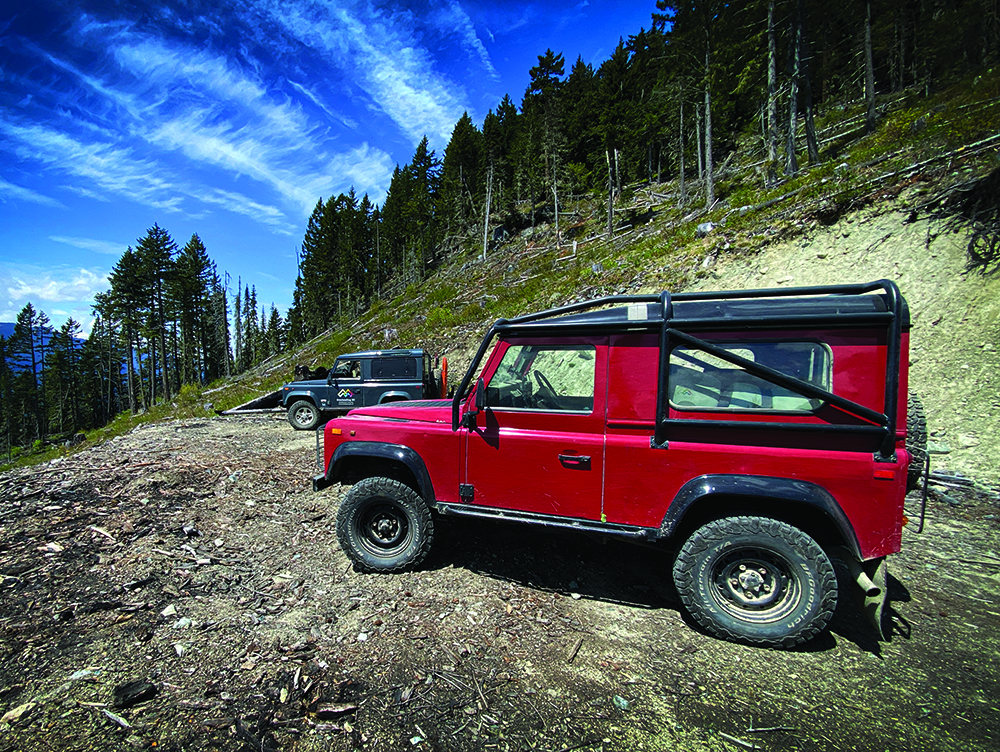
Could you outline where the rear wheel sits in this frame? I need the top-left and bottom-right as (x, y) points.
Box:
(287, 400), (321, 431)
(336, 477), (434, 573)
(673, 516), (837, 648)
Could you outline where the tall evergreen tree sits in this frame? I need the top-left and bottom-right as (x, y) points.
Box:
(134, 224), (177, 402)
(172, 234), (213, 385)
(441, 112), (484, 239)
(10, 303), (45, 443)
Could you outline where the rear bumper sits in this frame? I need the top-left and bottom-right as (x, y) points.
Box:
(313, 473), (333, 492)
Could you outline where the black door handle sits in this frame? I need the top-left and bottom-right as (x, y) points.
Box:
(558, 453), (591, 467)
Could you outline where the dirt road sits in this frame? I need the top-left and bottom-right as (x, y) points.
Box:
(1, 415), (998, 751)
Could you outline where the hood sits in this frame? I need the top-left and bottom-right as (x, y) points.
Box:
(284, 379), (328, 388)
(339, 399), (452, 424)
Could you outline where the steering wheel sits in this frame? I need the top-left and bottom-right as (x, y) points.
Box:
(533, 370), (559, 409)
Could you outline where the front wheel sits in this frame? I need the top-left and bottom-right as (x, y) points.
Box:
(336, 477), (434, 573)
(287, 400), (321, 430)
(672, 516), (837, 648)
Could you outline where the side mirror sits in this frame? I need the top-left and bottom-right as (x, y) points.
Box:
(474, 377), (486, 411)
(462, 377), (486, 430)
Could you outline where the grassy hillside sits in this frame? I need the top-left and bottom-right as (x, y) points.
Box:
(69, 72), (1000, 484)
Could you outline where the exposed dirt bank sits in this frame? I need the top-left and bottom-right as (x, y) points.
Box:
(1, 414), (998, 752)
(690, 197), (1000, 488)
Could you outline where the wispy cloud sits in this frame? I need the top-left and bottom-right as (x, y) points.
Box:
(261, 0), (471, 145)
(193, 188), (298, 236)
(0, 120), (184, 212)
(49, 235), (128, 255)
(435, 1), (500, 82)
(327, 143), (396, 204)
(0, 176), (66, 208)
(288, 80), (358, 130)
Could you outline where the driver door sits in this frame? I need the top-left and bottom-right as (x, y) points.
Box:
(463, 337), (606, 520)
(330, 359), (363, 409)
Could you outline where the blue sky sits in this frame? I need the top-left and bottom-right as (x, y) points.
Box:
(0, 0), (658, 335)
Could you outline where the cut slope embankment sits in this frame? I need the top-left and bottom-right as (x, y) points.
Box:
(692, 199), (1000, 487)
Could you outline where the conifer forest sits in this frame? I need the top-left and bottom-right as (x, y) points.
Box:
(2, 0), (996, 460)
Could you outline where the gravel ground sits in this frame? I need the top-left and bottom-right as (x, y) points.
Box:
(1, 413), (998, 752)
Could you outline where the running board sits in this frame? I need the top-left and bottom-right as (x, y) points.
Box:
(434, 502), (657, 540)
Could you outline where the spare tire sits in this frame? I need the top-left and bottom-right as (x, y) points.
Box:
(906, 391), (928, 492)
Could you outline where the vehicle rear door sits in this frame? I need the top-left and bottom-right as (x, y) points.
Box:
(462, 337), (606, 520)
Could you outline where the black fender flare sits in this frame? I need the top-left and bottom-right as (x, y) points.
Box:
(283, 390), (322, 408)
(659, 474), (862, 560)
(325, 442), (434, 501)
(378, 391), (412, 403)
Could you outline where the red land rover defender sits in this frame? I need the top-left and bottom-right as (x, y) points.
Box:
(313, 280), (915, 647)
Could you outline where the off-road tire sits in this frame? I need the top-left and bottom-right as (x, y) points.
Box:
(336, 477), (434, 573)
(906, 391), (928, 492)
(287, 400), (321, 431)
(673, 516), (837, 648)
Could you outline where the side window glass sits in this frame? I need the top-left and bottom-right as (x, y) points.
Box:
(371, 357), (416, 380)
(486, 344), (595, 412)
(669, 342), (830, 412)
(333, 359), (362, 379)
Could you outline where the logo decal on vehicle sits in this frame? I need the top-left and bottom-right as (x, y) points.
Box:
(338, 389), (354, 399)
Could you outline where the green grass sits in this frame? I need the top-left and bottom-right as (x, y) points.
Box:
(5, 70), (998, 472)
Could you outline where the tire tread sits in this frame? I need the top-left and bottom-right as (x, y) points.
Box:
(673, 516), (837, 648)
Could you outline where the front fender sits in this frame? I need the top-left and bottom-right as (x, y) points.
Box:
(283, 390), (321, 408)
(322, 441), (434, 501)
(659, 474), (862, 560)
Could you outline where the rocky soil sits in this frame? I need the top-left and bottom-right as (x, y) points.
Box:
(3, 193), (1000, 751)
(1, 412), (998, 752)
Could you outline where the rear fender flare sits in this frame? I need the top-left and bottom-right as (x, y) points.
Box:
(378, 391), (413, 403)
(328, 442), (433, 501)
(660, 474), (862, 560)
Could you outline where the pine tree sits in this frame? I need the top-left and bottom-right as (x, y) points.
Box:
(134, 224), (178, 403)
(440, 112), (484, 236)
(11, 303), (45, 444)
(172, 234), (213, 385)
(108, 248), (148, 412)
(0, 334), (14, 461)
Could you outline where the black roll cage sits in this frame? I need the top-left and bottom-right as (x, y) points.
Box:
(450, 279), (906, 462)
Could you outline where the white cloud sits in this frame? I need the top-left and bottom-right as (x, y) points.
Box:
(0, 120), (183, 212)
(289, 80), (358, 130)
(0, 263), (109, 333)
(49, 236), (128, 255)
(193, 188), (297, 235)
(4, 267), (109, 305)
(327, 143), (395, 203)
(437, 1), (500, 81)
(0, 175), (66, 208)
(261, 0), (470, 146)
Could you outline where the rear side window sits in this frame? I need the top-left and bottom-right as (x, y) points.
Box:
(371, 357), (416, 380)
(669, 342), (831, 412)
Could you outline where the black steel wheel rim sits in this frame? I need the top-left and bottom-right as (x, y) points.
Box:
(710, 547), (801, 623)
(357, 501), (411, 556)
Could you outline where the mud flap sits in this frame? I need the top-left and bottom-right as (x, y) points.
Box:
(858, 557), (889, 640)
